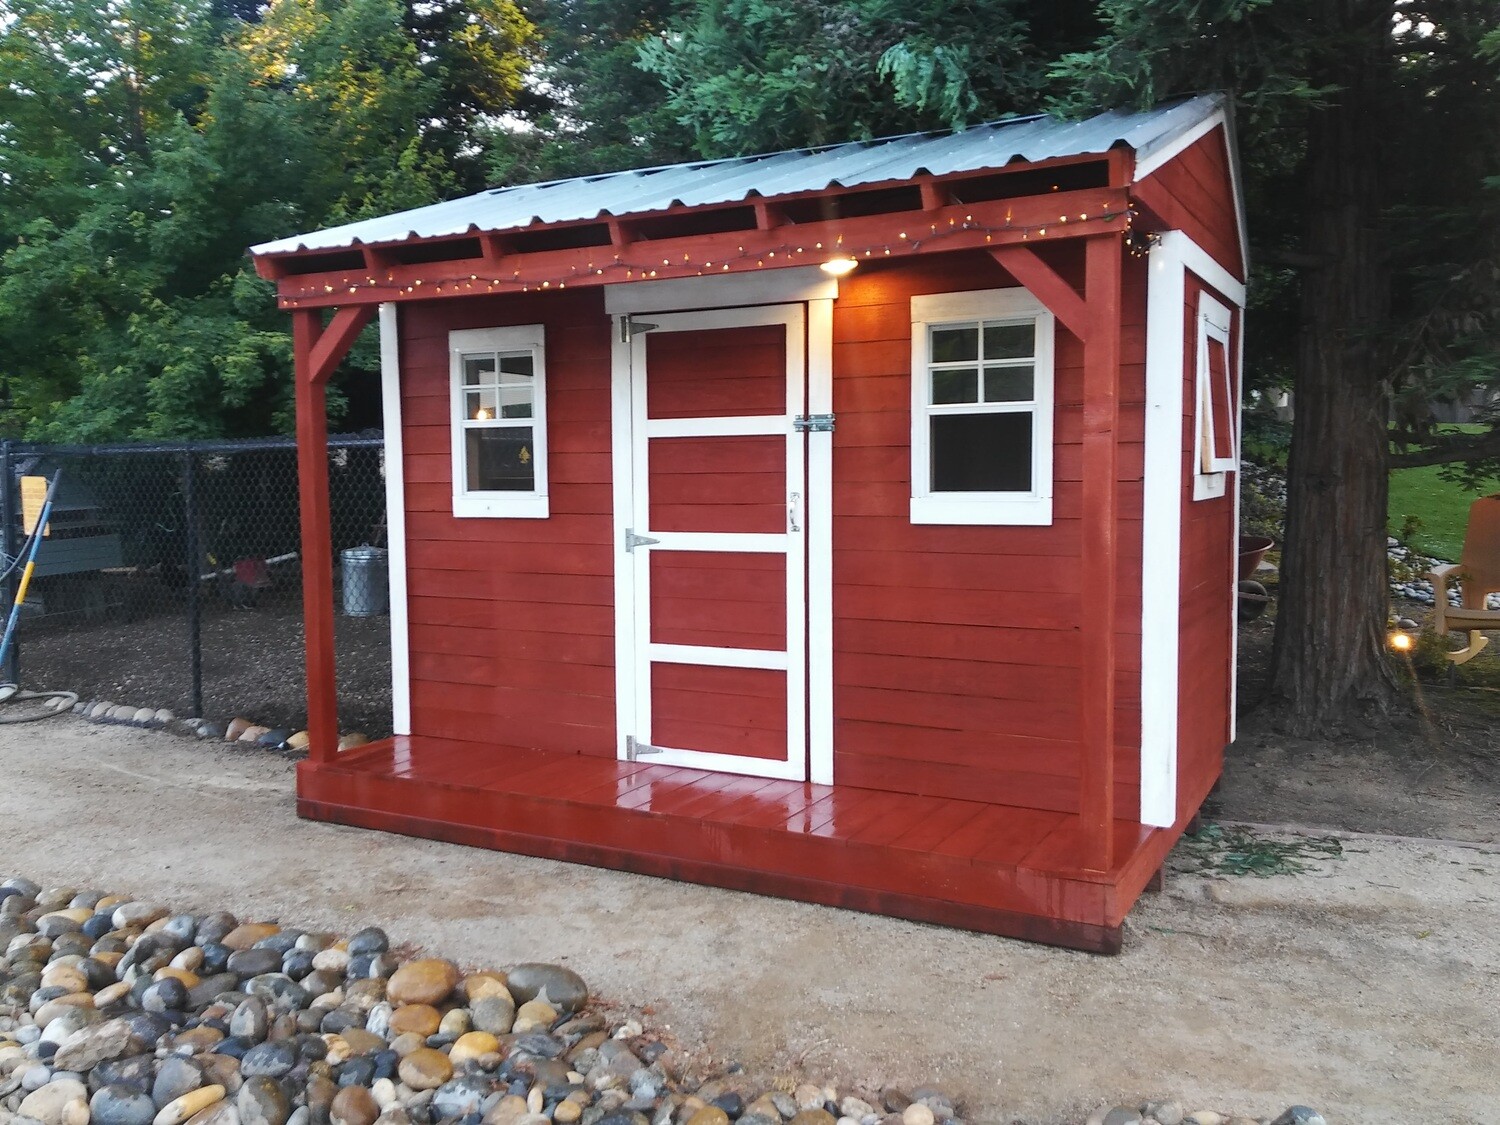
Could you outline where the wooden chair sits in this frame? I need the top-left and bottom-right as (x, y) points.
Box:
(1427, 494), (1500, 663)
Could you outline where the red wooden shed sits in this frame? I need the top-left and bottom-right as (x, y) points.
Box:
(250, 94), (1247, 953)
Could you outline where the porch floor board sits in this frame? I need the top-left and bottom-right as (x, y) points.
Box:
(298, 735), (1184, 953)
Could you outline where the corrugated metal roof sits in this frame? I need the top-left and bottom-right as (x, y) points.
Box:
(251, 94), (1225, 257)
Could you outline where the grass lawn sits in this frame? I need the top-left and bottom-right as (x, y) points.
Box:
(1389, 425), (1500, 560)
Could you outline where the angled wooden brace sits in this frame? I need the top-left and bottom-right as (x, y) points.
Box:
(989, 246), (1091, 342)
(306, 305), (376, 385)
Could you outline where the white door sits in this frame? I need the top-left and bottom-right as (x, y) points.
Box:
(617, 304), (808, 780)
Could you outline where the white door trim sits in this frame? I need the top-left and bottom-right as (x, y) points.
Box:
(379, 302), (412, 737)
(603, 266), (838, 314)
(616, 302), (809, 781)
(806, 297), (835, 785)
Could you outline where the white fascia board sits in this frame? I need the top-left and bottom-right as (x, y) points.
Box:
(604, 266), (837, 314)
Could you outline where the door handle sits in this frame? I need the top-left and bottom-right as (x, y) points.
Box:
(788, 492), (801, 533)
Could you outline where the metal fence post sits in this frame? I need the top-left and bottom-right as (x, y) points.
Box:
(182, 450), (203, 717)
(0, 441), (16, 686)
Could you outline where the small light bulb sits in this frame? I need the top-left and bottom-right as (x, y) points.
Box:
(1389, 631), (1414, 652)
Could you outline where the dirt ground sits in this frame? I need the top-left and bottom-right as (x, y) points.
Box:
(1, 717), (1496, 1125)
(14, 588), (394, 738)
(1227, 606), (1500, 843)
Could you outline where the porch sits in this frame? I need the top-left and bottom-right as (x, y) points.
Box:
(296, 734), (1184, 953)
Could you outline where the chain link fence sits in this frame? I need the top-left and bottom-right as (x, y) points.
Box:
(0, 434), (393, 738)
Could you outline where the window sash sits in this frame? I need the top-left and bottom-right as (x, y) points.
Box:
(1196, 294), (1237, 478)
(909, 288), (1054, 526)
(449, 325), (548, 519)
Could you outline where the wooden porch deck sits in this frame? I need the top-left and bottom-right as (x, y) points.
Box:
(296, 736), (1181, 953)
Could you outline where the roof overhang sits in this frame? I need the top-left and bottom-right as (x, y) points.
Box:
(250, 94), (1239, 310)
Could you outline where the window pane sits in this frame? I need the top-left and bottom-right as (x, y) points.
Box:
(467, 426), (535, 492)
(931, 368), (979, 405)
(498, 351), (534, 378)
(930, 326), (978, 363)
(465, 390), (499, 420)
(984, 365), (1034, 403)
(983, 322), (1034, 360)
(463, 355), (496, 386)
(498, 384), (533, 419)
(931, 412), (1032, 492)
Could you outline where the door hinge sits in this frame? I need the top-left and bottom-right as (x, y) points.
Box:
(624, 527), (660, 553)
(625, 735), (663, 760)
(619, 316), (659, 342)
(793, 413), (835, 433)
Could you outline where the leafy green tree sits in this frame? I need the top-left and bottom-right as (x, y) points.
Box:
(1054, 0), (1500, 734)
(636, 0), (1096, 156)
(484, 0), (696, 184)
(0, 0), (534, 440)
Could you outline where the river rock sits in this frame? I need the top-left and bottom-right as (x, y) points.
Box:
(21, 1079), (93, 1125)
(236, 1077), (290, 1125)
(93, 1085), (159, 1125)
(430, 1076), (490, 1120)
(447, 1033), (500, 1066)
(221, 926), (279, 953)
(468, 996), (514, 1037)
(229, 999), (269, 1042)
(395, 1049), (451, 1091)
(155, 1086), (228, 1125)
(153, 1057), (204, 1108)
(240, 1043), (296, 1080)
(55, 1018), (134, 1071)
(329, 1087), (378, 1125)
(788, 1114), (836, 1125)
(1270, 1111), (1326, 1125)
(227, 951), (282, 979)
(686, 1110), (729, 1125)
(386, 1005), (440, 1038)
(1101, 1109), (1141, 1125)
(385, 961), (459, 1007)
(504, 965), (587, 1015)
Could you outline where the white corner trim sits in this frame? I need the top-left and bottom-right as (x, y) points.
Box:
(603, 266), (837, 314)
(1133, 107), (1251, 284)
(379, 302), (411, 737)
(1139, 234), (1187, 828)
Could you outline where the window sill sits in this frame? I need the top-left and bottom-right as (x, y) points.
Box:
(452, 493), (550, 519)
(910, 494), (1052, 526)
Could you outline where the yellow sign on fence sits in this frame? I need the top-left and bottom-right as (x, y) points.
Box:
(20, 476), (50, 537)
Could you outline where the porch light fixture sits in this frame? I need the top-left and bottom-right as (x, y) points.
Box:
(819, 256), (859, 277)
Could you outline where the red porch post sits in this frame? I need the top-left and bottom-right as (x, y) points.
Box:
(1078, 233), (1123, 872)
(992, 236), (1124, 872)
(293, 305), (375, 763)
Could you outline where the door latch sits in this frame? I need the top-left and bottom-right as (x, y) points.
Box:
(624, 528), (660, 553)
(793, 413), (835, 433)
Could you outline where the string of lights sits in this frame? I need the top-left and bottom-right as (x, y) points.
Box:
(280, 204), (1149, 308)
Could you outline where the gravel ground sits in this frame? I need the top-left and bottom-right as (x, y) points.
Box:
(1, 718), (1496, 1124)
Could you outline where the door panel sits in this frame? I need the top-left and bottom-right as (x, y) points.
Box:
(648, 436), (786, 533)
(625, 304), (807, 780)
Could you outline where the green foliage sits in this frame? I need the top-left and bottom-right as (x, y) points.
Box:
(1389, 429), (1500, 561)
(636, 0), (1097, 156)
(0, 0), (534, 441)
(1176, 823), (1344, 878)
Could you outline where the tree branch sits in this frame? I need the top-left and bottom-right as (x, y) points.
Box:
(1390, 427), (1500, 468)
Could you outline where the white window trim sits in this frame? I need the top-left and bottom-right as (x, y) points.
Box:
(909, 287), (1055, 526)
(1193, 292), (1236, 502)
(450, 323), (549, 519)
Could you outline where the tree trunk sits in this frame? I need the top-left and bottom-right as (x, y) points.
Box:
(1264, 0), (1401, 734)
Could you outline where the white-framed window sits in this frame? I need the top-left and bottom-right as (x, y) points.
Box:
(909, 288), (1055, 525)
(450, 324), (548, 519)
(1193, 292), (1236, 501)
